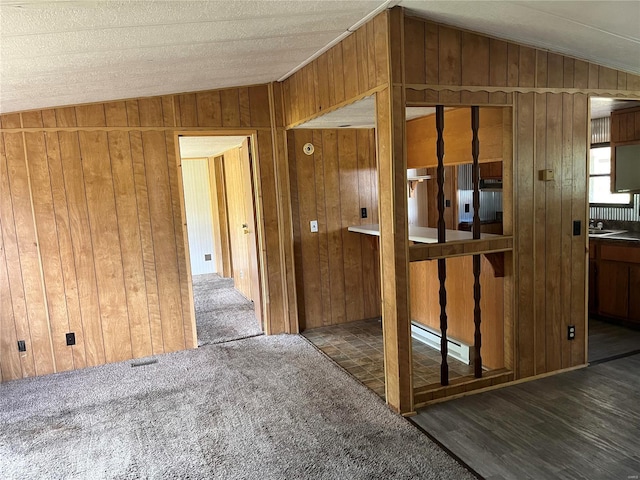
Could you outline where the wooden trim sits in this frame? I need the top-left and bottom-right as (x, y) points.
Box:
(404, 84), (640, 97)
(409, 237), (514, 261)
(413, 369), (513, 407)
(172, 134), (198, 350)
(416, 364), (586, 408)
(0, 127), (272, 134)
(284, 84), (388, 130)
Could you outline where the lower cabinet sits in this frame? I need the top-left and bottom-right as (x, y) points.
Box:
(630, 265), (640, 322)
(597, 260), (630, 318)
(590, 240), (640, 325)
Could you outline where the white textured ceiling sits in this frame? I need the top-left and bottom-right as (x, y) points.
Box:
(1, 1), (638, 114)
(179, 135), (246, 159)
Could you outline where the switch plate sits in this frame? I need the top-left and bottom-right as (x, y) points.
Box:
(361, 207), (367, 219)
(204, 254), (212, 261)
(66, 332), (76, 346)
(310, 220), (318, 233)
(573, 220), (581, 236)
(445, 199), (451, 208)
(464, 203), (470, 213)
(17, 340), (26, 352)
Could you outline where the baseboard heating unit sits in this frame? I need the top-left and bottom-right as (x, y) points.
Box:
(411, 321), (471, 365)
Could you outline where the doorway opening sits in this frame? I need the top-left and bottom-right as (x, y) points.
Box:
(177, 134), (264, 346)
(587, 98), (640, 365)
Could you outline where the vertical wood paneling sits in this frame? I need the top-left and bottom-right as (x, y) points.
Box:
(129, 129), (164, 355)
(166, 132), (195, 349)
(560, 93), (574, 369)
(570, 94), (588, 368)
(195, 91), (222, 127)
(0, 128), (37, 378)
(24, 128), (74, 372)
(1, 83), (295, 382)
(533, 93), (547, 374)
(288, 129), (380, 329)
(545, 94), (563, 373)
(256, 129), (286, 333)
(57, 126), (106, 367)
(515, 92), (535, 378)
(4, 128), (56, 377)
(281, 12), (389, 127)
(108, 129), (153, 359)
(79, 130), (133, 363)
(338, 130), (365, 319)
(142, 131), (185, 353)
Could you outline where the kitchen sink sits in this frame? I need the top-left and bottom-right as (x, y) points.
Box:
(588, 229), (627, 236)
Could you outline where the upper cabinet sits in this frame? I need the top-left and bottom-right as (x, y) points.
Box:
(610, 106), (640, 194)
(406, 107), (512, 169)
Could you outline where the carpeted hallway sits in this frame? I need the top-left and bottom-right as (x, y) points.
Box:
(0, 276), (474, 480)
(192, 273), (263, 346)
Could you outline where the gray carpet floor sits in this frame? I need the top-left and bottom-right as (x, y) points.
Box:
(0, 335), (473, 480)
(192, 273), (263, 346)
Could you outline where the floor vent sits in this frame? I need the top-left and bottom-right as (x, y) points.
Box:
(411, 322), (471, 365)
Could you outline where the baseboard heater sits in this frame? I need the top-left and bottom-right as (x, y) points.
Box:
(411, 321), (471, 365)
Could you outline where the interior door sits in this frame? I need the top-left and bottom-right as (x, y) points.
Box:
(239, 138), (262, 325)
(223, 138), (262, 327)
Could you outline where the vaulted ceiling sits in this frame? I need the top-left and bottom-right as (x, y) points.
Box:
(1, 1), (638, 114)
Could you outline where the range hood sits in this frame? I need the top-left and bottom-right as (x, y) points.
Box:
(479, 179), (503, 191)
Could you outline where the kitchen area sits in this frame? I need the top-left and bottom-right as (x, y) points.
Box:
(290, 101), (512, 398)
(587, 101), (640, 363)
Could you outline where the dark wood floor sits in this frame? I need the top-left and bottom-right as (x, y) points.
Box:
(412, 353), (640, 480)
(588, 317), (640, 363)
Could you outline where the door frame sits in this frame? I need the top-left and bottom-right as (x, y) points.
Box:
(173, 130), (267, 340)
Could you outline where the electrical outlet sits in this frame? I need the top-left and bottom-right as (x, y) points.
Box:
(464, 203), (470, 213)
(361, 207), (367, 219)
(445, 199), (451, 208)
(567, 325), (576, 340)
(17, 340), (26, 352)
(310, 220), (318, 233)
(66, 332), (76, 346)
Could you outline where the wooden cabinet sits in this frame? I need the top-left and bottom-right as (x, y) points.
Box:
(597, 261), (629, 318)
(630, 265), (640, 322)
(481, 161), (502, 179)
(590, 240), (640, 325)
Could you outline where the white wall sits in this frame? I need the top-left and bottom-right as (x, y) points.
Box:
(182, 158), (216, 275)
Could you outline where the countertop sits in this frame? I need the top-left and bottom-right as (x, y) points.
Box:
(348, 224), (499, 244)
(588, 230), (640, 244)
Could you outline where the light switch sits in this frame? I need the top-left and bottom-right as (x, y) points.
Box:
(310, 220), (318, 233)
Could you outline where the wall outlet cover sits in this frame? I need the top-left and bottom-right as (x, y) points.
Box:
(310, 220), (318, 233)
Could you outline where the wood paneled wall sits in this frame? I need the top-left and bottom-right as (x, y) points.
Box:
(402, 15), (640, 105)
(288, 129), (380, 330)
(401, 11), (640, 381)
(281, 13), (390, 128)
(0, 84), (296, 382)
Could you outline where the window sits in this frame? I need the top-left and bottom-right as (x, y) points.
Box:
(588, 145), (632, 206)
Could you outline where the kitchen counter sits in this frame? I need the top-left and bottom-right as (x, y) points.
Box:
(588, 230), (640, 243)
(348, 223), (499, 244)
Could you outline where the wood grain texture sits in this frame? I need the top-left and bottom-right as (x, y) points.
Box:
(1, 83), (294, 381)
(281, 11), (389, 127)
(288, 129), (380, 330)
(411, 255), (504, 370)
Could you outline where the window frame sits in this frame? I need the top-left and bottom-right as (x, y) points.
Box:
(588, 142), (633, 208)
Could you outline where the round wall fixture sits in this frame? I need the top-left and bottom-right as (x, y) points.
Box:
(303, 143), (314, 155)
